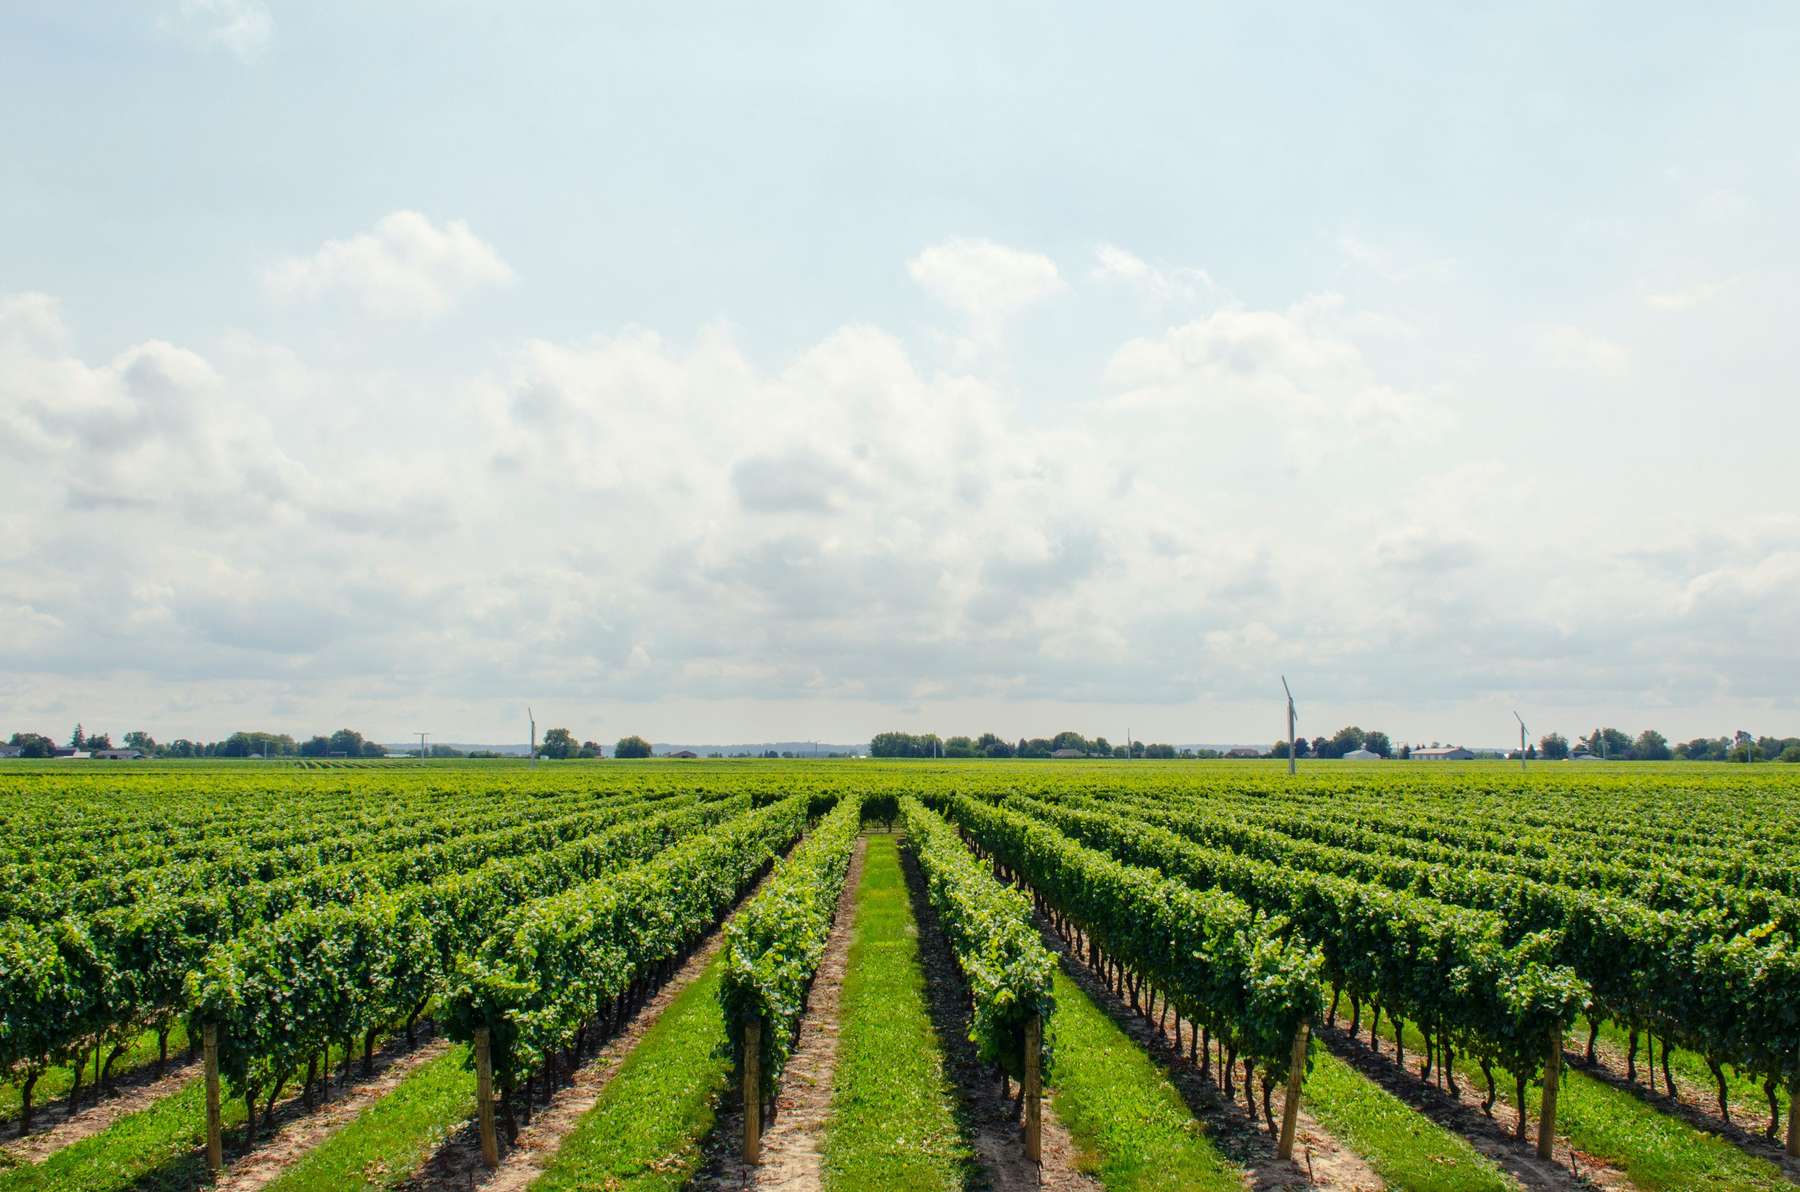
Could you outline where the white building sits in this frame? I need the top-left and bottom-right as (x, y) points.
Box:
(1342, 747), (1380, 760)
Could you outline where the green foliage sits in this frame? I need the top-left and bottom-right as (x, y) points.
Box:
(900, 798), (1055, 1078)
(719, 795), (862, 1098)
(614, 734), (653, 759)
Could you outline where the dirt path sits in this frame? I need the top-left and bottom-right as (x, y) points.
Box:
(402, 858), (790, 1192)
(1035, 912), (1376, 1192)
(214, 1036), (453, 1192)
(690, 837), (869, 1192)
(901, 843), (1100, 1192)
(0, 1057), (201, 1165)
(750, 835), (868, 1191)
(1317, 1025), (1625, 1191)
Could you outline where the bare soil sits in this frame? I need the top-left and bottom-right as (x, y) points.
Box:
(1035, 912), (1376, 1192)
(902, 842), (1101, 1192)
(0, 1056), (200, 1165)
(402, 856), (791, 1192)
(691, 837), (869, 1192)
(214, 1036), (453, 1192)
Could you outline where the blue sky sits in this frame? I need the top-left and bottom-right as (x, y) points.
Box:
(4, 3), (1797, 747)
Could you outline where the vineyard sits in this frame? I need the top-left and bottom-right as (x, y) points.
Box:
(1, 759), (1798, 1191)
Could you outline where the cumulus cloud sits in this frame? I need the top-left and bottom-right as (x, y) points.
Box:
(265, 211), (514, 319)
(1091, 244), (1221, 308)
(1536, 324), (1630, 376)
(168, 0), (273, 60)
(908, 238), (1065, 330)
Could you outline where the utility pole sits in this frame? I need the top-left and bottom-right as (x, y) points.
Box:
(1282, 677), (1298, 776)
(416, 731), (429, 759)
(528, 708), (537, 768)
(1513, 712), (1527, 774)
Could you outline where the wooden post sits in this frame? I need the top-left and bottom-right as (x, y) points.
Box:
(474, 1027), (499, 1169)
(742, 1017), (762, 1163)
(203, 1023), (222, 1174)
(1787, 1076), (1798, 1158)
(1277, 1022), (1308, 1159)
(1537, 1029), (1561, 1161)
(1024, 1015), (1042, 1162)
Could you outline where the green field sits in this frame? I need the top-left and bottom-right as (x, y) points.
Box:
(2, 758), (1796, 1190)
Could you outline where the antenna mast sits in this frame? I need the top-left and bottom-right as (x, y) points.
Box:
(1281, 676), (1297, 776)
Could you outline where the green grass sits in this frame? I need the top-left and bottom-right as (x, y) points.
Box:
(1301, 1045), (1512, 1192)
(529, 960), (733, 1191)
(1365, 1014), (1789, 1191)
(263, 1043), (473, 1192)
(822, 833), (972, 1192)
(1042, 967), (1243, 1192)
(1, 1022), (191, 1126)
(1576, 1015), (1789, 1127)
(0, 1072), (240, 1192)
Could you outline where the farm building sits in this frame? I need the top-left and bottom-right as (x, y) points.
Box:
(1342, 747), (1380, 760)
(1411, 746), (1475, 761)
(1050, 747), (1085, 759)
(0, 745), (21, 758)
(1225, 746), (1264, 758)
(91, 748), (146, 760)
(664, 749), (699, 759)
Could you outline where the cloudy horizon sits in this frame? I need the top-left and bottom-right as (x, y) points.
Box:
(4, 4), (1797, 749)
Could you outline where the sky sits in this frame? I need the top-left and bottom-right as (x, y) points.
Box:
(3, 2), (1798, 749)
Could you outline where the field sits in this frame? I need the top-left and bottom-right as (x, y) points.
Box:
(2, 758), (1798, 1191)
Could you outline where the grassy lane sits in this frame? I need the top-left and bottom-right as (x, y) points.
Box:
(529, 960), (733, 1191)
(1043, 967), (1243, 1191)
(263, 1044), (472, 1192)
(1301, 1047), (1513, 1192)
(1, 1022), (192, 1126)
(1368, 1015), (1789, 1191)
(1578, 1015), (1790, 1130)
(822, 833), (972, 1192)
(0, 1073), (238, 1192)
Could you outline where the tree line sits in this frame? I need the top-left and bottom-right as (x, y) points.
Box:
(871, 731), (1210, 759)
(3, 725), (390, 759)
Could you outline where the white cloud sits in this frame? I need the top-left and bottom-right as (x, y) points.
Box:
(265, 211), (514, 320)
(0, 292), (70, 353)
(1536, 324), (1630, 376)
(1337, 233), (1456, 283)
(169, 0), (273, 60)
(908, 238), (1065, 330)
(1090, 244), (1221, 308)
(1643, 278), (1731, 311)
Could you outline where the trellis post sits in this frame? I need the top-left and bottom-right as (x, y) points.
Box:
(742, 1016), (762, 1162)
(203, 1023), (222, 1173)
(474, 1026), (499, 1168)
(1537, 1029), (1561, 1161)
(1277, 1022), (1308, 1159)
(1024, 1015), (1042, 1162)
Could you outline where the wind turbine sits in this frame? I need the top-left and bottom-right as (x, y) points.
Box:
(528, 707), (537, 769)
(1513, 711), (1527, 773)
(1281, 676), (1298, 776)
(416, 731), (430, 760)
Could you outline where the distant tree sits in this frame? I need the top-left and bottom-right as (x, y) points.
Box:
(580, 740), (603, 759)
(1019, 738), (1053, 759)
(1321, 726), (1366, 759)
(328, 728), (369, 757)
(1311, 736), (1328, 759)
(86, 732), (114, 751)
(1363, 730), (1392, 758)
(1580, 727), (1632, 760)
(944, 735), (977, 758)
(1631, 729), (1671, 761)
(976, 732), (1014, 758)
(1525, 744), (1538, 760)
(9, 732), (55, 758)
(164, 738), (197, 759)
(1091, 736), (1112, 757)
(1270, 739), (1293, 758)
(1050, 731), (1091, 754)
(123, 731), (157, 753)
(539, 728), (578, 760)
(1145, 743), (1177, 759)
(615, 735), (653, 759)
(1781, 744), (1800, 763)
(1292, 736), (1312, 758)
(70, 724), (85, 750)
(1538, 732), (1571, 760)
(1398, 743), (1412, 759)
(299, 735), (331, 757)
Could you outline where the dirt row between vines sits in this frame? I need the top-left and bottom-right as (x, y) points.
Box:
(402, 852), (795, 1192)
(691, 836), (868, 1191)
(1, 1055), (200, 1165)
